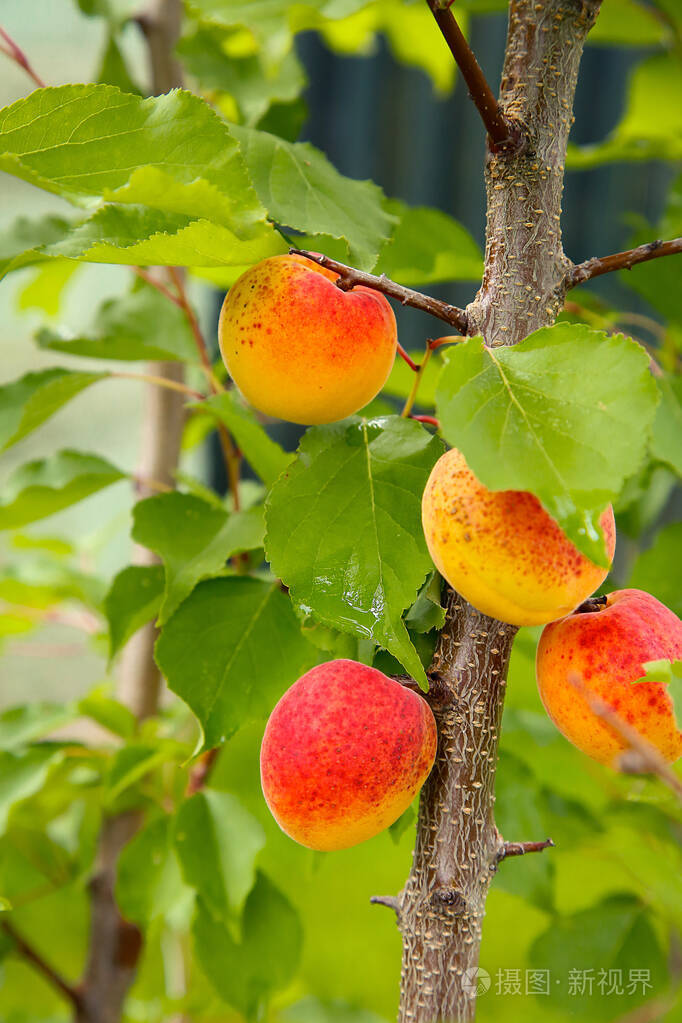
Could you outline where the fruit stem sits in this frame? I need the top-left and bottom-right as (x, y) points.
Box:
(401, 346), (433, 418)
(574, 595), (608, 615)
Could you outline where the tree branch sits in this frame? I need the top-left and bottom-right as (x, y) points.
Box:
(568, 237), (682, 287)
(288, 248), (469, 333)
(1, 920), (83, 1011)
(498, 838), (555, 860)
(424, 0), (522, 151)
(370, 895), (401, 913)
(0, 26), (46, 89)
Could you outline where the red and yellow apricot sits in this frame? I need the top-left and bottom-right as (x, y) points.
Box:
(260, 659), (437, 850)
(536, 589), (682, 766)
(421, 447), (616, 627)
(218, 254), (397, 425)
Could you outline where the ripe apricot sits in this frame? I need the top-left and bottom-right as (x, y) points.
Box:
(536, 589), (682, 766)
(218, 254), (397, 425)
(421, 448), (615, 626)
(260, 659), (437, 851)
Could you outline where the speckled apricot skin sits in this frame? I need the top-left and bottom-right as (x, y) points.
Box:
(218, 254), (397, 425)
(536, 589), (682, 766)
(260, 659), (437, 851)
(421, 448), (616, 627)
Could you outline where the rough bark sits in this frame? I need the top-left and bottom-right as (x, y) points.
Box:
(397, 1), (602, 1020)
(398, 594), (516, 1022)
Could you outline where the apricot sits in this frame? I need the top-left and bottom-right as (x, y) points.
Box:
(218, 254), (397, 425)
(536, 589), (682, 767)
(421, 448), (616, 627)
(260, 659), (437, 851)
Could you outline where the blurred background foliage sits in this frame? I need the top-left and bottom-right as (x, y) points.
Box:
(0, 1), (681, 1021)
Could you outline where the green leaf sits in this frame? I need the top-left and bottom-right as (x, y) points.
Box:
(232, 124), (396, 269)
(651, 374), (682, 476)
(77, 687), (137, 739)
(435, 325), (658, 563)
(155, 576), (317, 747)
(587, 0), (669, 46)
(17, 260), (81, 317)
(278, 999), (391, 1023)
(0, 451), (125, 530)
(0, 212), (75, 280)
(192, 871), (303, 1017)
(529, 894), (667, 1019)
(628, 522), (682, 617)
(265, 416), (444, 685)
(96, 33), (143, 94)
(186, 0), (367, 64)
(132, 492), (265, 624)
(196, 392), (293, 485)
(0, 704), (76, 752)
(106, 744), (175, 803)
(1, 85), (262, 227)
(41, 201), (285, 269)
(175, 789), (265, 919)
(568, 54), (682, 168)
(0, 84), (284, 267)
(37, 285), (197, 363)
(0, 369), (106, 453)
(178, 26), (306, 126)
(117, 814), (191, 926)
(404, 573), (446, 634)
(104, 564), (165, 661)
(0, 748), (63, 831)
(374, 202), (483, 285)
(388, 806), (416, 845)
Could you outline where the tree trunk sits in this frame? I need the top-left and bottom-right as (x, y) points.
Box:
(397, 1), (602, 1019)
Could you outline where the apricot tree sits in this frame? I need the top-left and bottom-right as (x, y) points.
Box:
(0, 2), (681, 1023)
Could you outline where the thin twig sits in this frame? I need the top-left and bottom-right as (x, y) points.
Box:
(428, 334), (465, 350)
(370, 895), (401, 913)
(133, 266), (183, 308)
(424, 0), (521, 151)
(167, 267), (224, 392)
(1, 921), (83, 1010)
(113, 370), (204, 401)
(569, 237), (682, 287)
(498, 838), (555, 860)
(568, 673), (682, 803)
(0, 26), (46, 89)
(289, 248), (469, 334)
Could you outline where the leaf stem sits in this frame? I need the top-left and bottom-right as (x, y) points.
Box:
(401, 346), (433, 417)
(0, 26), (46, 89)
(112, 370), (204, 400)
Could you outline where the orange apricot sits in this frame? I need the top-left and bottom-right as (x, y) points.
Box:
(421, 447), (615, 627)
(536, 589), (682, 767)
(260, 659), (437, 851)
(218, 254), (396, 425)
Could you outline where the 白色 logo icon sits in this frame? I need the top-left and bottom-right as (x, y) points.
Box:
(462, 967), (491, 997)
